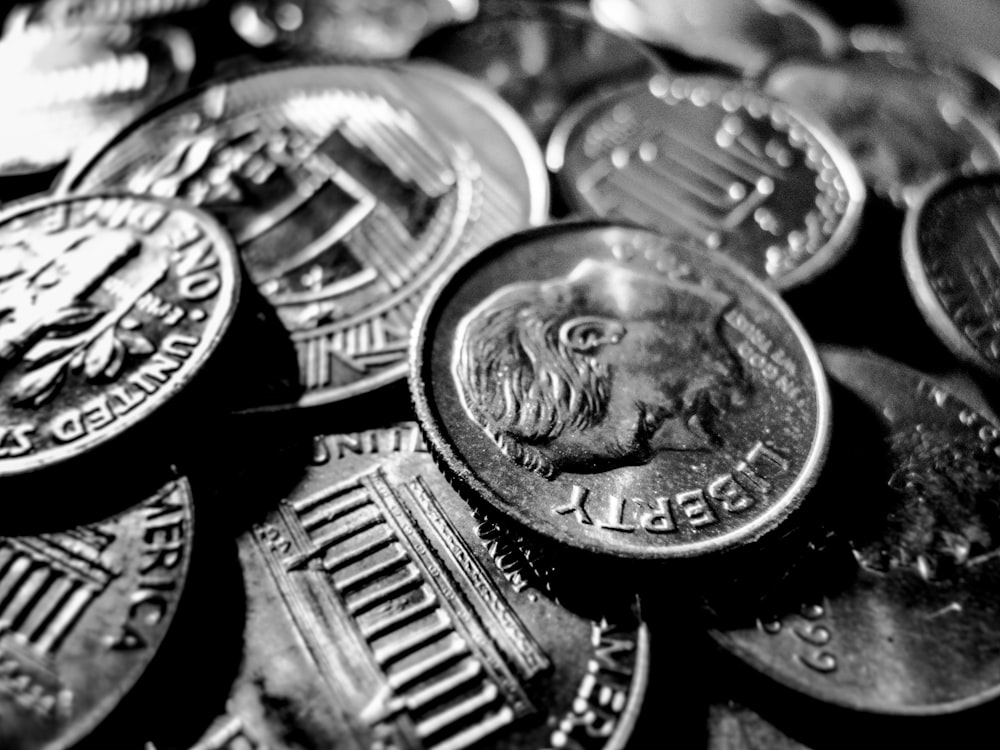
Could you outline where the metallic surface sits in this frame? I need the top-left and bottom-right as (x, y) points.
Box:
(904, 171), (1000, 380)
(547, 74), (865, 289)
(411, 222), (830, 559)
(0, 475), (194, 750)
(415, 0), (669, 144)
(713, 348), (1000, 714)
(62, 62), (550, 410)
(707, 700), (811, 750)
(0, 194), (239, 476)
(173, 424), (648, 750)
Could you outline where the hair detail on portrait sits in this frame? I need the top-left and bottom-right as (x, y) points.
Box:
(453, 259), (749, 478)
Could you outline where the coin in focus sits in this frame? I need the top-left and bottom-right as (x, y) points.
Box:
(61, 62), (550, 410)
(904, 171), (1000, 380)
(166, 423), (648, 750)
(547, 74), (865, 289)
(0, 194), (239, 478)
(712, 348), (1000, 713)
(414, 0), (669, 144)
(412, 222), (830, 560)
(0, 475), (194, 750)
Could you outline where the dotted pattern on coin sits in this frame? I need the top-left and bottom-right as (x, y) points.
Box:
(412, 222), (830, 560)
(712, 349), (1000, 714)
(904, 172), (1000, 379)
(0, 194), (239, 476)
(0, 476), (193, 750)
(547, 75), (865, 290)
(61, 63), (549, 409)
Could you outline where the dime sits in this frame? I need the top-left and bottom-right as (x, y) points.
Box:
(904, 171), (1000, 380)
(589, 0), (846, 77)
(547, 74), (865, 289)
(61, 63), (550, 410)
(229, 0), (477, 59)
(413, 0), (669, 144)
(712, 348), (1000, 714)
(155, 423), (649, 750)
(764, 43), (1000, 209)
(411, 222), (830, 560)
(0, 194), (239, 477)
(0, 474), (194, 750)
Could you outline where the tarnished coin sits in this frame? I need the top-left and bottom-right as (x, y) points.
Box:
(547, 74), (865, 289)
(0, 475), (193, 750)
(159, 423), (648, 750)
(0, 194), (239, 477)
(764, 44), (1000, 208)
(413, 0), (668, 144)
(904, 172), (1000, 380)
(411, 222), (830, 560)
(712, 348), (1000, 714)
(230, 0), (477, 59)
(61, 63), (549, 410)
(589, 0), (846, 77)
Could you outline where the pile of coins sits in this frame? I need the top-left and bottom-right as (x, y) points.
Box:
(0, 0), (998, 747)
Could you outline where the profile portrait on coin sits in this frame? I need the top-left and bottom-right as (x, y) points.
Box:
(453, 258), (749, 478)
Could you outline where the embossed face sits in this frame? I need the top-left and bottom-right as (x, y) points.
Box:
(454, 259), (748, 477)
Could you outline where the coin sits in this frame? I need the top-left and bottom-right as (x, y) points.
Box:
(547, 74), (865, 289)
(10, 0), (209, 26)
(411, 222), (830, 560)
(903, 171), (1000, 380)
(158, 422), (648, 750)
(589, 0), (846, 77)
(0, 194), (240, 478)
(61, 62), (550, 410)
(413, 0), (669, 144)
(0, 474), (194, 750)
(764, 43), (1000, 209)
(712, 348), (1000, 714)
(230, 0), (477, 59)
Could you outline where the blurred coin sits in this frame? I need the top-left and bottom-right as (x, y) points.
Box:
(230, 0), (477, 60)
(713, 348), (1000, 714)
(413, 0), (668, 144)
(764, 42), (1000, 208)
(164, 423), (648, 749)
(61, 62), (549, 410)
(9, 0), (209, 26)
(547, 74), (865, 289)
(0, 194), (239, 478)
(590, 0), (846, 77)
(411, 222), (830, 560)
(708, 700), (811, 749)
(0, 474), (194, 750)
(904, 171), (1000, 380)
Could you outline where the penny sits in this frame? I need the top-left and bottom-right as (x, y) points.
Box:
(413, 0), (669, 144)
(547, 74), (865, 289)
(229, 0), (477, 59)
(0, 194), (239, 477)
(904, 172), (1000, 380)
(61, 62), (550, 410)
(589, 0), (846, 77)
(151, 423), (649, 750)
(411, 222), (830, 560)
(712, 348), (1000, 714)
(764, 43), (1000, 209)
(0, 474), (194, 750)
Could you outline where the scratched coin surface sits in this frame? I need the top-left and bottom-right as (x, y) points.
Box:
(0, 194), (239, 476)
(164, 423), (648, 750)
(0, 475), (193, 750)
(414, 0), (668, 143)
(62, 62), (549, 409)
(589, 0), (846, 77)
(712, 348), (1000, 714)
(411, 222), (830, 560)
(904, 172), (1000, 380)
(764, 45), (1000, 208)
(547, 74), (865, 289)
